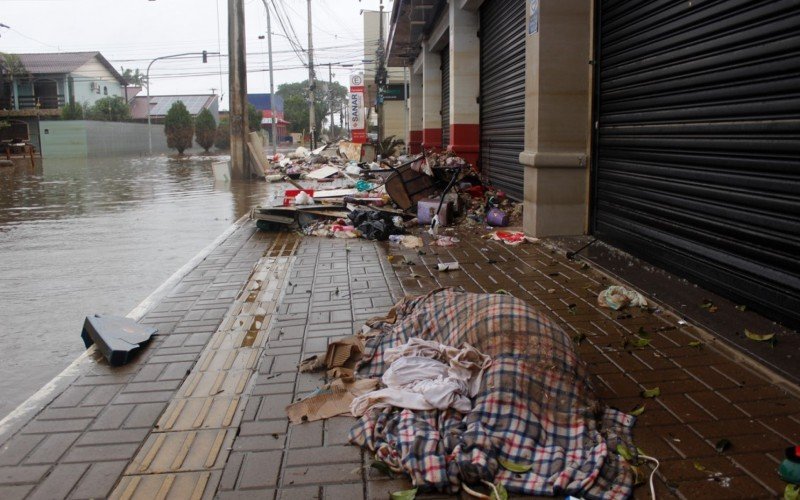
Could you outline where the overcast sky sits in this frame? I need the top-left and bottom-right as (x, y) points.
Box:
(0, 0), (390, 109)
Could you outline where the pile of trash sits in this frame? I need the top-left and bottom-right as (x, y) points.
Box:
(286, 289), (636, 498)
(251, 143), (528, 248)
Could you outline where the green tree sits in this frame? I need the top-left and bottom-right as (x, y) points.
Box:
(214, 117), (230, 150)
(276, 80), (347, 134)
(119, 67), (148, 87)
(86, 96), (130, 121)
(194, 108), (217, 152)
(164, 100), (194, 155)
(61, 102), (84, 120)
(1, 53), (27, 110)
(247, 104), (262, 133)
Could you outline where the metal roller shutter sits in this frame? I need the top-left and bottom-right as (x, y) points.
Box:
(480, 0), (526, 200)
(593, 0), (800, 327)
(441, 46), (450, 149)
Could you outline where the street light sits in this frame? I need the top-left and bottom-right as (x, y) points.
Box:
(146, 51), (218, 154)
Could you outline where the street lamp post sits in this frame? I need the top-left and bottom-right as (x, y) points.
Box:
(146, 51), (217, 155)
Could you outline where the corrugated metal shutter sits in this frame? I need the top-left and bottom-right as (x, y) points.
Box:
(593, 0), (800, 327)
(480, 0), (526, 200)
(441, 46), (450, 149)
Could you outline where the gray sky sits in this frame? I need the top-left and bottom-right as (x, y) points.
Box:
(0, 0), (389, 109)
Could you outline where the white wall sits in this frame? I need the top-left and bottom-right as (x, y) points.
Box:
(72, 57), (125, 106)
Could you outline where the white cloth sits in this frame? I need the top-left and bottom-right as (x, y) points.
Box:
(350, 339), (491, 416)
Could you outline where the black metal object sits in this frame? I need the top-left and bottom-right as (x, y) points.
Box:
(441, 46), (450, 149)
(81, 315), (158, 366)
(479, 0), (526, 200)
(592, 0), (800, 328)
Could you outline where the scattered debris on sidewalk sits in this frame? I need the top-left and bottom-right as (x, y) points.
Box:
(81, 315), (158, 366)
(251, 146), (531, 249)
(597, 285), (649, 310)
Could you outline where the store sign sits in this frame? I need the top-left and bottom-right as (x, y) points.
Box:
(382, 83), (408, 101)
(349, 73), (366, 143)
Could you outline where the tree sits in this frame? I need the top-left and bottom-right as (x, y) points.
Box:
(215, 117), (230, 150)
(194, 108), (217, 152)
(61, 102), (84, 120)
(247, 104), (262, 133)
(1, 53), (27, 110)
(119, 67), (148, 87)
(276, 79), (347, 134)
(86, 96), (130, 121)
(164, 101), (194, 155)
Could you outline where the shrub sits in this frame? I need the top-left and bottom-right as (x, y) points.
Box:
(86, 96), (130, 121)
(215, 117), (230, 150)
(164, 101), (194, 155)
(248, 104), (262, 133)
(194, 108), (217, 152)
(61, 102), (84, 120)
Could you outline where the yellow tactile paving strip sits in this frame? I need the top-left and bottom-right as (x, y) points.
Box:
(109, 233), (300, 499)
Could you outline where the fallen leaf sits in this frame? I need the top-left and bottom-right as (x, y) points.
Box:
(735, 304), (747, 312)
(567, 304), (577, 315)
(616, 443), (634, 461)
(700, 299), (718, 313)
(390, 488), (417, 500)
(641, 387), (661, 398)
(580, 263), (590, 270)
(547, 288), (556, 294)
(371, 461), (394, 476)
(490, 483), (509, 500)
(629, 404), (646, 416)
(744, 329), (774, 342)
(693, 461), (706, 472)
(688, 341), (703, 348)
(715, 438), (731, 453)
(785, 484), (799, 500)
(495, 289), (510, 295)
(409, 272), (423, 279)
(387, 255), (397, 263)
(498, 458), (533, 473)
(631, 336), (651, 348)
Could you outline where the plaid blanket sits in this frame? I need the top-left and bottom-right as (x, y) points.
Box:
(349, 289), (635, 499)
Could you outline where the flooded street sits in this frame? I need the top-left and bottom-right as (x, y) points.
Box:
(0, 155), (274, 419)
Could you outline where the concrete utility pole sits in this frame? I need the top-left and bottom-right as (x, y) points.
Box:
(376, 0), (386, 143)
(229, 0), (249, 178)
(261, 0), (278, 155)
(307, 0), (316, 149)
(328, 63), (335, 140)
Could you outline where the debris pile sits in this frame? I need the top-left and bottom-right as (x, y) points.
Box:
(251, 144), (530, 247)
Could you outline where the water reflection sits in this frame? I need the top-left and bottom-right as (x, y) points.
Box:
(0, 155), (273, 419)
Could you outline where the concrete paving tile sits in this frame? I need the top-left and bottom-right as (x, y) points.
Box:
(237, 451), (282, 489)
(69, 460), (128, 499)
(27, 462), (89, 500)
(0, 435), (44, 467)
(25, 432), (80, 464)
(0, 465), (51, 485)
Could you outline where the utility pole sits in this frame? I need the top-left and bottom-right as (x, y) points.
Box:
(307, 0), (316, 149)
(261, 0), (278, 155)
(229, 0), (249, 178)
(375, 0), (387, 144)
(328, 63), (335, 140)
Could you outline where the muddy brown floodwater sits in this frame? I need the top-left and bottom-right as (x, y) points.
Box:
(0, 154), (279, 419)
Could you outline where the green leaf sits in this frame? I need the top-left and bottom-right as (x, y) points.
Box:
(700, 299), (718, 313)
(498, 458), (533, 473)
(641, 387), (661, 398)
(491, 483), (509, 500)
(744, 329), (775, 342)
(715, 438), (731, 453)
(370, 460), (394, 476)
(495, 289), (510, 295)
(390, 488), (417, 500)
(616, 443), (633, 461)
(631, 336), (651, 348)
(629, 404), (646, 416)
(785, 484), (800, 500)
(693, 461), (706, 472)
(688, 341), (703, 348)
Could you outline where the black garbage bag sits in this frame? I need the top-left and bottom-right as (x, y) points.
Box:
(348, 208), (402, 241)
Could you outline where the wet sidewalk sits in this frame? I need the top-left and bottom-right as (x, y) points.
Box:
(0, 220), (797, 499)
